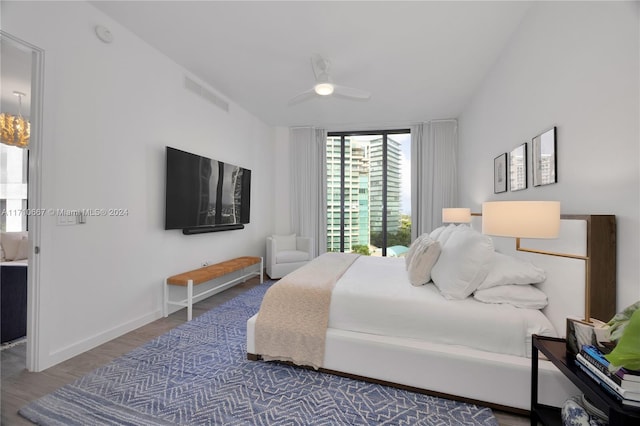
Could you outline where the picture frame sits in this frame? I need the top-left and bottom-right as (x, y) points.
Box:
(509, 143), (527, 191)
(533, 126), (557, 187)
(494, 153), (507, 194)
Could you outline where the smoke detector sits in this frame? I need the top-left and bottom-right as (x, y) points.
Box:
(94, 25), (113, 44)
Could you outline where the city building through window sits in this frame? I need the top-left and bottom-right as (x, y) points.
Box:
(326, 130), (411, 257)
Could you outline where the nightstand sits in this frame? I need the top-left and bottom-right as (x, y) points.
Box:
(531, 334), (640, 426)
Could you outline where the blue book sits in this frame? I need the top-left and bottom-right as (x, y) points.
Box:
(576, 359), (621, 400)
(577, 354), (640, 402)
(574, 360), (640, 407)
(582, 345), (611, 369)
(581, 345), (640, 391)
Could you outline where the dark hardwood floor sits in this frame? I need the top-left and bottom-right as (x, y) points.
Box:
(1, 277), (530, 425)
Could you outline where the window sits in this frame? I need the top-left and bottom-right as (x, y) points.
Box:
(0, 144), (28, 232)
(326, 130), (411, 257)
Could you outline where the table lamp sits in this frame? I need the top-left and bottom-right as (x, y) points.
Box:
(442, 208), (471, 224)
(482, 201), (592, 323)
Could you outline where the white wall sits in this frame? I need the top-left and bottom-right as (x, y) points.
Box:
(273, 126), (292, 234)
(458, 1), (640, 310)
(3, 1), (275, 369)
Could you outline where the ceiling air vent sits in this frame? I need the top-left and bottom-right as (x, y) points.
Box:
(184, 76), (229, 113)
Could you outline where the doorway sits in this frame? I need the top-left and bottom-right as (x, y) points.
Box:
(0, 30), (44, 373)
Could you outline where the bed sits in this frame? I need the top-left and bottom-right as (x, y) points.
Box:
(247, 215), (616, 413)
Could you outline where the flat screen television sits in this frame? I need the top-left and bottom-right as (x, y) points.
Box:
(165, 146), (251, 233)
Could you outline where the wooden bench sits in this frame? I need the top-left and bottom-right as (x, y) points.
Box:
(164, 256), (263, 321)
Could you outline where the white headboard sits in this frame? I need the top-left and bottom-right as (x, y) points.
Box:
(470, 215), (616, 337)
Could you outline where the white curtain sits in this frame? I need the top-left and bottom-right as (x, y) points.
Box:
(411, 119), (458, 238)
(290, 127), (327, 258)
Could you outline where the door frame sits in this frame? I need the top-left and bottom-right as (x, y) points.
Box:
(1, 30), (45, 372)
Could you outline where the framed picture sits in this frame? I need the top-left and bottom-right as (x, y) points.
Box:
(510, 143), (527, 191)
(494, 153), (507, 194)
(533, 126), (557, 187)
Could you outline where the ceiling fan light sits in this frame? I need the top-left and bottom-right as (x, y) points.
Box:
(314, 83), (334, 96)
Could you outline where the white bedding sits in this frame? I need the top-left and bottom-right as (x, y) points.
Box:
(328, 256), (557, 358)
(0, 259), (28, 267)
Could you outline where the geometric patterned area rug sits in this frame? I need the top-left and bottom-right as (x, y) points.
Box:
(19, 282), (498, 425)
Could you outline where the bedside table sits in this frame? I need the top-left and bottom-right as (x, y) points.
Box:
(531, 334), (640, 426)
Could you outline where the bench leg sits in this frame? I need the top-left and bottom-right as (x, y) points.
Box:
(187, 279), (193, 321)
(260, 257), (264, 283)
(163, 278), (168, 317)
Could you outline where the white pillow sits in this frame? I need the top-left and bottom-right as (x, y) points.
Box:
(272, 234), (296, 251)
(407, 237), (441, 286)
(1, 231), (28, 261)
(430, 226), (494, 299)
(428, 225), (446, 241)
(405, 233), (430, 270)
(477, 252), (546, 290)
(15, 236), (29, 260)
(433, 224), (459, 247)
(473, 284), (548, 309)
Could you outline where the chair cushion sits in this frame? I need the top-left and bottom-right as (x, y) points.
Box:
(276, 250), (309, 264)
(272, 234), (296, 251)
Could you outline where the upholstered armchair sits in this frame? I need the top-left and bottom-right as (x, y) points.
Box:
(266, 234), (313, 279)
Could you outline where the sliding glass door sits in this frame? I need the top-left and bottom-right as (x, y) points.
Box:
(326, 130), (411, 257)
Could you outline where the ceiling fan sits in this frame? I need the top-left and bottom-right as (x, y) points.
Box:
(288, 55), (372, 105)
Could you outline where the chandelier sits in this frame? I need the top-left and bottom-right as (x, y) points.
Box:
(0, 91), (30, 148)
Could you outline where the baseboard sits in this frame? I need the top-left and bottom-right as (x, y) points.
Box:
(43, 310), (163, 370)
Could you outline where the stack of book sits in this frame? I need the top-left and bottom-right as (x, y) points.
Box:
(575, 344), (640, 408)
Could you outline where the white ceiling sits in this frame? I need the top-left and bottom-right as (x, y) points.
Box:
(90, 1), (532, 128)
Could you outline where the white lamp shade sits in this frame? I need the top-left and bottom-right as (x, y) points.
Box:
(482, 201), (560, 238)
(442, 208), (471, 223)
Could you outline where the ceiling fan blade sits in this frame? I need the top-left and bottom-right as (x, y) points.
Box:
(289, 56), (371, 105)
(332, 84), (372, 100)
(287, 88), (317, 105)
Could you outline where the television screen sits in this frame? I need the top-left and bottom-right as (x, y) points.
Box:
(165, 146), (251, 231)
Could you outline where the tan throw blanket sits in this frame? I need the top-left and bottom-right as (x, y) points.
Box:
(254, 252), (359, 369)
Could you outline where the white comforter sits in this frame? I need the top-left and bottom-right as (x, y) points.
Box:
(328, 256), (556, 357)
